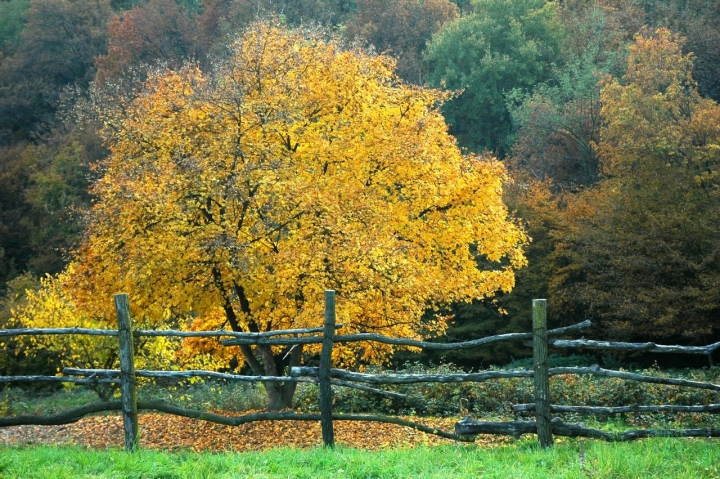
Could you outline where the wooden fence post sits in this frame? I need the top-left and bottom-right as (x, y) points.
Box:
(319, 290), (336, 448)
(532, 299), (553, 448)
(115, 293), (139, 452)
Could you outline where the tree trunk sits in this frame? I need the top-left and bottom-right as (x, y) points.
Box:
(280, 343), (304, 408)
(257, 343), (285, 411)
(236, 340), (304, 410)
(220, 283), (303, 410)
(238, 343), (304, 410)
(265, 381), (286, 411)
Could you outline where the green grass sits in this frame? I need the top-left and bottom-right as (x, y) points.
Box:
(1, 438), (719, 478)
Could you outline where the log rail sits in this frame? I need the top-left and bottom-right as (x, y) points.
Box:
(2, 295), (719, 451)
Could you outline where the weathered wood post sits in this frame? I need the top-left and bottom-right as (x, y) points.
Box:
(532, 299), (553, 448)
(319, 290), (336, 447)
(115, 293), (139, 452)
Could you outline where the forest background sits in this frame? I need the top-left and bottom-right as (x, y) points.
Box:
(0, 0), (719, 381)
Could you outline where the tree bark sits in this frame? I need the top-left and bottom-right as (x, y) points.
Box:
(256, 344), (284, 410)
(280, 343), (304, 408)
(235, 329), (304, 410)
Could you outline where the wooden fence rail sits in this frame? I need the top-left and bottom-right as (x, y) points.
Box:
(454, 417), (720, 441)
(523, 338), (719, 367)
(0, 376), (120, 385)
(1, 293), (719, 452)
(220, 320), (591, 348)
(0, 326), (344, 338)
(547, 338), (720, 355)
(513, 404), (720, 414)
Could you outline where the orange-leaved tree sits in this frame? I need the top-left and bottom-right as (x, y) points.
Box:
(552, 29), (720, 343)
(55, 22), (526, 409)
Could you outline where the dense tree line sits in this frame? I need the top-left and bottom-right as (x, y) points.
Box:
(1, 0), (719, 376)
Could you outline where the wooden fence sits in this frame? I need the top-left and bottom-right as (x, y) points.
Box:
(1, 292), (719, 451)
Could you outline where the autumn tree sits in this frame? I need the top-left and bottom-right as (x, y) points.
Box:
(36, 22), (527, 409)
(411, 178), (564, 368)
(270, 0), (356, 26)
(10, 266), (181, 399)
(193, 0), (259, 59)
(344, 0), (458, 85)
(552, 29), (720, 343)
(193, 0), (357, 61)
(95, 0), (196, 83)
(0, 273), (56, 378)
(440, 0), (642, 365)
(645, 0), (720, 102)
(0, 0), (111, 143)
(560, 0), (644, 68)
(507, 0), (645, 189)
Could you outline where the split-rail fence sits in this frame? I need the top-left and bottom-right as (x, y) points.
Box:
(1, 292), (719, 451)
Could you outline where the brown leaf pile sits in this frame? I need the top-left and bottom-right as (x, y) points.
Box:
(3, 413), (509, 452)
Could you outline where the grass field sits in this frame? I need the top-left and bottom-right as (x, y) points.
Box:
(1, 438), (719, 478)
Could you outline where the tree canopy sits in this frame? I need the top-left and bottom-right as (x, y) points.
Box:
(21, 23), (527, 408)
(425, 0), (564, 155)
(3, 0), (720, 378)
(551, 29), (720, 343)
(344, 0), (459, 85)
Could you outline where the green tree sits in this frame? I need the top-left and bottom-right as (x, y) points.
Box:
(0, 144), (34, 286)
(425, 0), (564, 155)
(0, 122), (100, 293)
(0, 0), (29, 56)
(506, 0), (642, 189)
(22, 123), (101, 274)
(449, 0), (473, 12)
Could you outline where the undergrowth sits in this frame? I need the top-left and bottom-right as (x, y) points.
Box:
(3, 359), (719, 432)
(294, 361), (720, 423)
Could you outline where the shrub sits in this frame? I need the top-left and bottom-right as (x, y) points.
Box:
(293, 362), (720, 422)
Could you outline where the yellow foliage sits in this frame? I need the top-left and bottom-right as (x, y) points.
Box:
(11, 267), (178, 378)
(10, 269), (117, 376)
(20, 22), (527, 383)
(599, 28), (720, 185)
(174, 309), (242, 371)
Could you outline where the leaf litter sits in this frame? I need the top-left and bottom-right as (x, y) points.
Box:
(2, 412), (510, 452)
